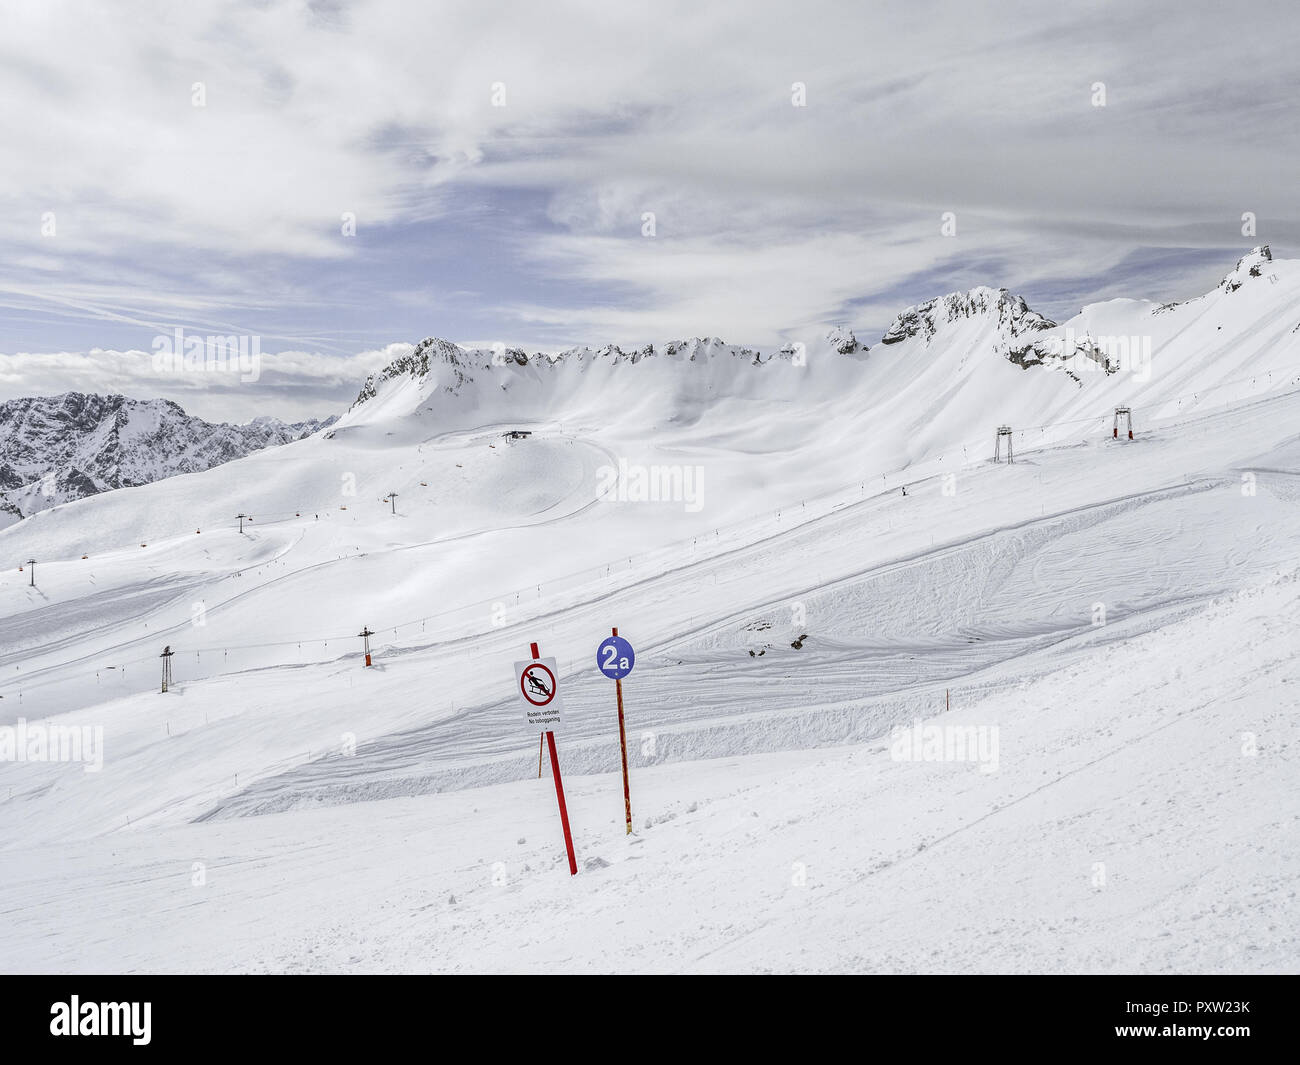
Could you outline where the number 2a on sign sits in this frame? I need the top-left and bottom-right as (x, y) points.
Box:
(596, 634), (635, 680)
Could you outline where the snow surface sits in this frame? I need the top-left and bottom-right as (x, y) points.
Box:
(1, 253), (1298, 973)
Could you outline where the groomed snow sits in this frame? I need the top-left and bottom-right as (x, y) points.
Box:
(2, 255), (1298, 973)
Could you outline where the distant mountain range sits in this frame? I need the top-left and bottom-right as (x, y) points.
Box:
(5, 245), (1292, 530)
(0, 393), (334, 525)
(343, 247), (1292, 436)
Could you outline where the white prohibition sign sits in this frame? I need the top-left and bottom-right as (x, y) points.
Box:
(513, 656), (566, 733)
(520, 662), (557, 707)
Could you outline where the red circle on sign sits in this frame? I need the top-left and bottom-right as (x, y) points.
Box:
(520, 662), (557, 707)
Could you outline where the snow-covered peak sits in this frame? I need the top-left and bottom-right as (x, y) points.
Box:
(352, 327), (878, 415)
(880, 287), (1055, 347)
(351, 337), (489, 409)
(826, 326), (860, 354)
(1220, 244), (1273, 294)
(338, 246), (1299, 450)
(0, 393), (334, 524)
(551, 337), (766, 365)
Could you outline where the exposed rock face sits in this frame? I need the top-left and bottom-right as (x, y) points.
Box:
(880, 287), (1056, 346)
(1221, 245), (1272, 294)
(827, 327), (859, 354)
(0, 393), (334, 521)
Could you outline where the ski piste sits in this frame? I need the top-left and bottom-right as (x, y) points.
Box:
(2, 247), (1298, 976)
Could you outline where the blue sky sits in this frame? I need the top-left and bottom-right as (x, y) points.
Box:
(1, 0), (1297, 421)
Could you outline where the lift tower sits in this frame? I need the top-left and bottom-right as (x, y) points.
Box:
(994, 425), (1014, 463)
(1113, 406), (1133, 440)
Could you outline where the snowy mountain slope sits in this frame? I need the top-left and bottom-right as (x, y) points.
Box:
(4, 246), (1297, 568)
(343, 246), (1300, 454)
(1, 248), (1298, 973)
(879, 286), (1054, 346)
(3, 247), (1298, 737)
(6, 385), (1297, 845)
(0, 392), (334, 525)
(2, 564), (1295, 973)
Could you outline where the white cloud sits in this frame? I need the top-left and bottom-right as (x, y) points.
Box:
(0, 344), (405, 423)
(0, 0), (1296, 408)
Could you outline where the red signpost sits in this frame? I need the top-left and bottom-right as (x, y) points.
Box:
(525, 641), (577, 876)
(547, 731), (577, 876)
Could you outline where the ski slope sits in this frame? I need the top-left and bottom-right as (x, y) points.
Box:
(3, 568), (1296, 974)
(2, 250), (1298, 972)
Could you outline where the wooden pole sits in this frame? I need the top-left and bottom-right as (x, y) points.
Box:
(613, 626), (633, 835)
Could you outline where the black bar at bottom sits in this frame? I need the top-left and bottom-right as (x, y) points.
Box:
(1, 974), (1291, 1053)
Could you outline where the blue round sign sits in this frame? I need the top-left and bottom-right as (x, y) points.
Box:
(596, 635), (635, 679)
